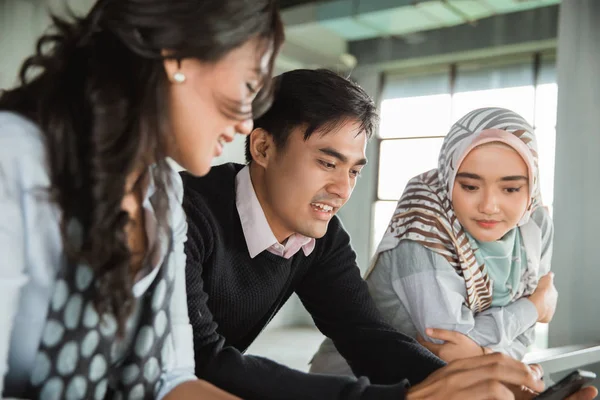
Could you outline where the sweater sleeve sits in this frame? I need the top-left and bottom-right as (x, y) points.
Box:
(295, 217), (445, 386)
(183, 193), (412, 400)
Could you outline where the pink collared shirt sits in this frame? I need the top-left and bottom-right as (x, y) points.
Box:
(235, 166), (315, 259)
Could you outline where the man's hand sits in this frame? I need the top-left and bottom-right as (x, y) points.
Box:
(163, 380), (241, 400)
(528, 272), (558, 323)
(512, 384), (598, 400)
(529, 364), (544, 381)
(406, 353), (544, 400)
(566, 386), (599, 400)
(417, 328), (488, 363)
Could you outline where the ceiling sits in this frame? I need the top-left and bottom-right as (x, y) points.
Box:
(276, 0), (560, 72)
(280, 0), (332, 8)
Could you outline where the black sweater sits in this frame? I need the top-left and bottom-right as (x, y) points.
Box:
(181, 163), (445, 400)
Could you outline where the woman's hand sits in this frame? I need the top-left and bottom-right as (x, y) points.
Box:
(527, 272), (558, 323)
(417, 328), (489, 362)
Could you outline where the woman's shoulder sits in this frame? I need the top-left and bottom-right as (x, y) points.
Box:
(373, 239), (453, 279)
(529, 206), (553, 236)
(0, 111), (49, 188)
(0, 111), (44, 146)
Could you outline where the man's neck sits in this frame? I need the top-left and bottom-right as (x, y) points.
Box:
(248, 163), (294, 244)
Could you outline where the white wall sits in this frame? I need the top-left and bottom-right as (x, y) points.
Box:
(212, 134), (246, 165)
(0, 0), (96, 90)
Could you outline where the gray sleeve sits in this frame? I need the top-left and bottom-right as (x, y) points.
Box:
(505, 326), (536, 360)
(531, 207), (554, 275)
(372, 240), (538, 358)
(156, 171), (198, 399)
(0, 114), (42, 394)
(472, 301), (538, 356)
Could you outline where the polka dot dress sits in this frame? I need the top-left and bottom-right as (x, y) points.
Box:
(27, 245), (176, 400)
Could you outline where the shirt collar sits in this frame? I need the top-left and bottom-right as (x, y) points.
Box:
(235, 165), (315, 259)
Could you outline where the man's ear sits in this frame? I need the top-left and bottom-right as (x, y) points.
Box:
(248, 128), (276, 168)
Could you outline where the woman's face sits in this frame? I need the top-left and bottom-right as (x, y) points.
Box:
(452, 143), (530, 242)
(165, 37), (273, 176)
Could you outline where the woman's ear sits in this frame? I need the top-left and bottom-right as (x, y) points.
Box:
(161, 49), (186, 84)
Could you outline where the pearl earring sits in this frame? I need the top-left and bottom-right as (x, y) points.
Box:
(173, 71), (186, 83)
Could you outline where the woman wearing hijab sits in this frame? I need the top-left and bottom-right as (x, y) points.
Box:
(311, 107), (557, 375)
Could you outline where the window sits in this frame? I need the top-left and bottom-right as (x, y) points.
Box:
(373, 137), (444, 252)
(374, 71), (452, 252)
(374, 54), (557, 350)
(534, 58), (558, 212)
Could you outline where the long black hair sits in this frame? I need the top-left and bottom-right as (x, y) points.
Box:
(0, 0), (284, 331)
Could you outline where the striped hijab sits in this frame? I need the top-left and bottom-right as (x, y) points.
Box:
(370, 107), (542, 313)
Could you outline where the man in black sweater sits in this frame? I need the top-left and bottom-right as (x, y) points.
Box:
(181, 69), (555, 400)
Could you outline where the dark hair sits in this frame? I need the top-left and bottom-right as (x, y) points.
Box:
(0, 0), (283, 332)
(245, 68), (378, 163)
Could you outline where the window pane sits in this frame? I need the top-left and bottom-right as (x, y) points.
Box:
(452, 86), (535, 123)
(378, 137), (444, 200)
(371, 201), (398, 256)
(535, 127), (556, 207)
(455, 61), (534, 92)
(383, 72), (450, 99)
(379, 95), (451, 139)
(535, 83), (557, 128)
(453, 61), (535, 123)
(380, 71), (451, 139)
(538, 55), (556, 85)
(533, 57), (556, 212)
(533, 323), (549, 350)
